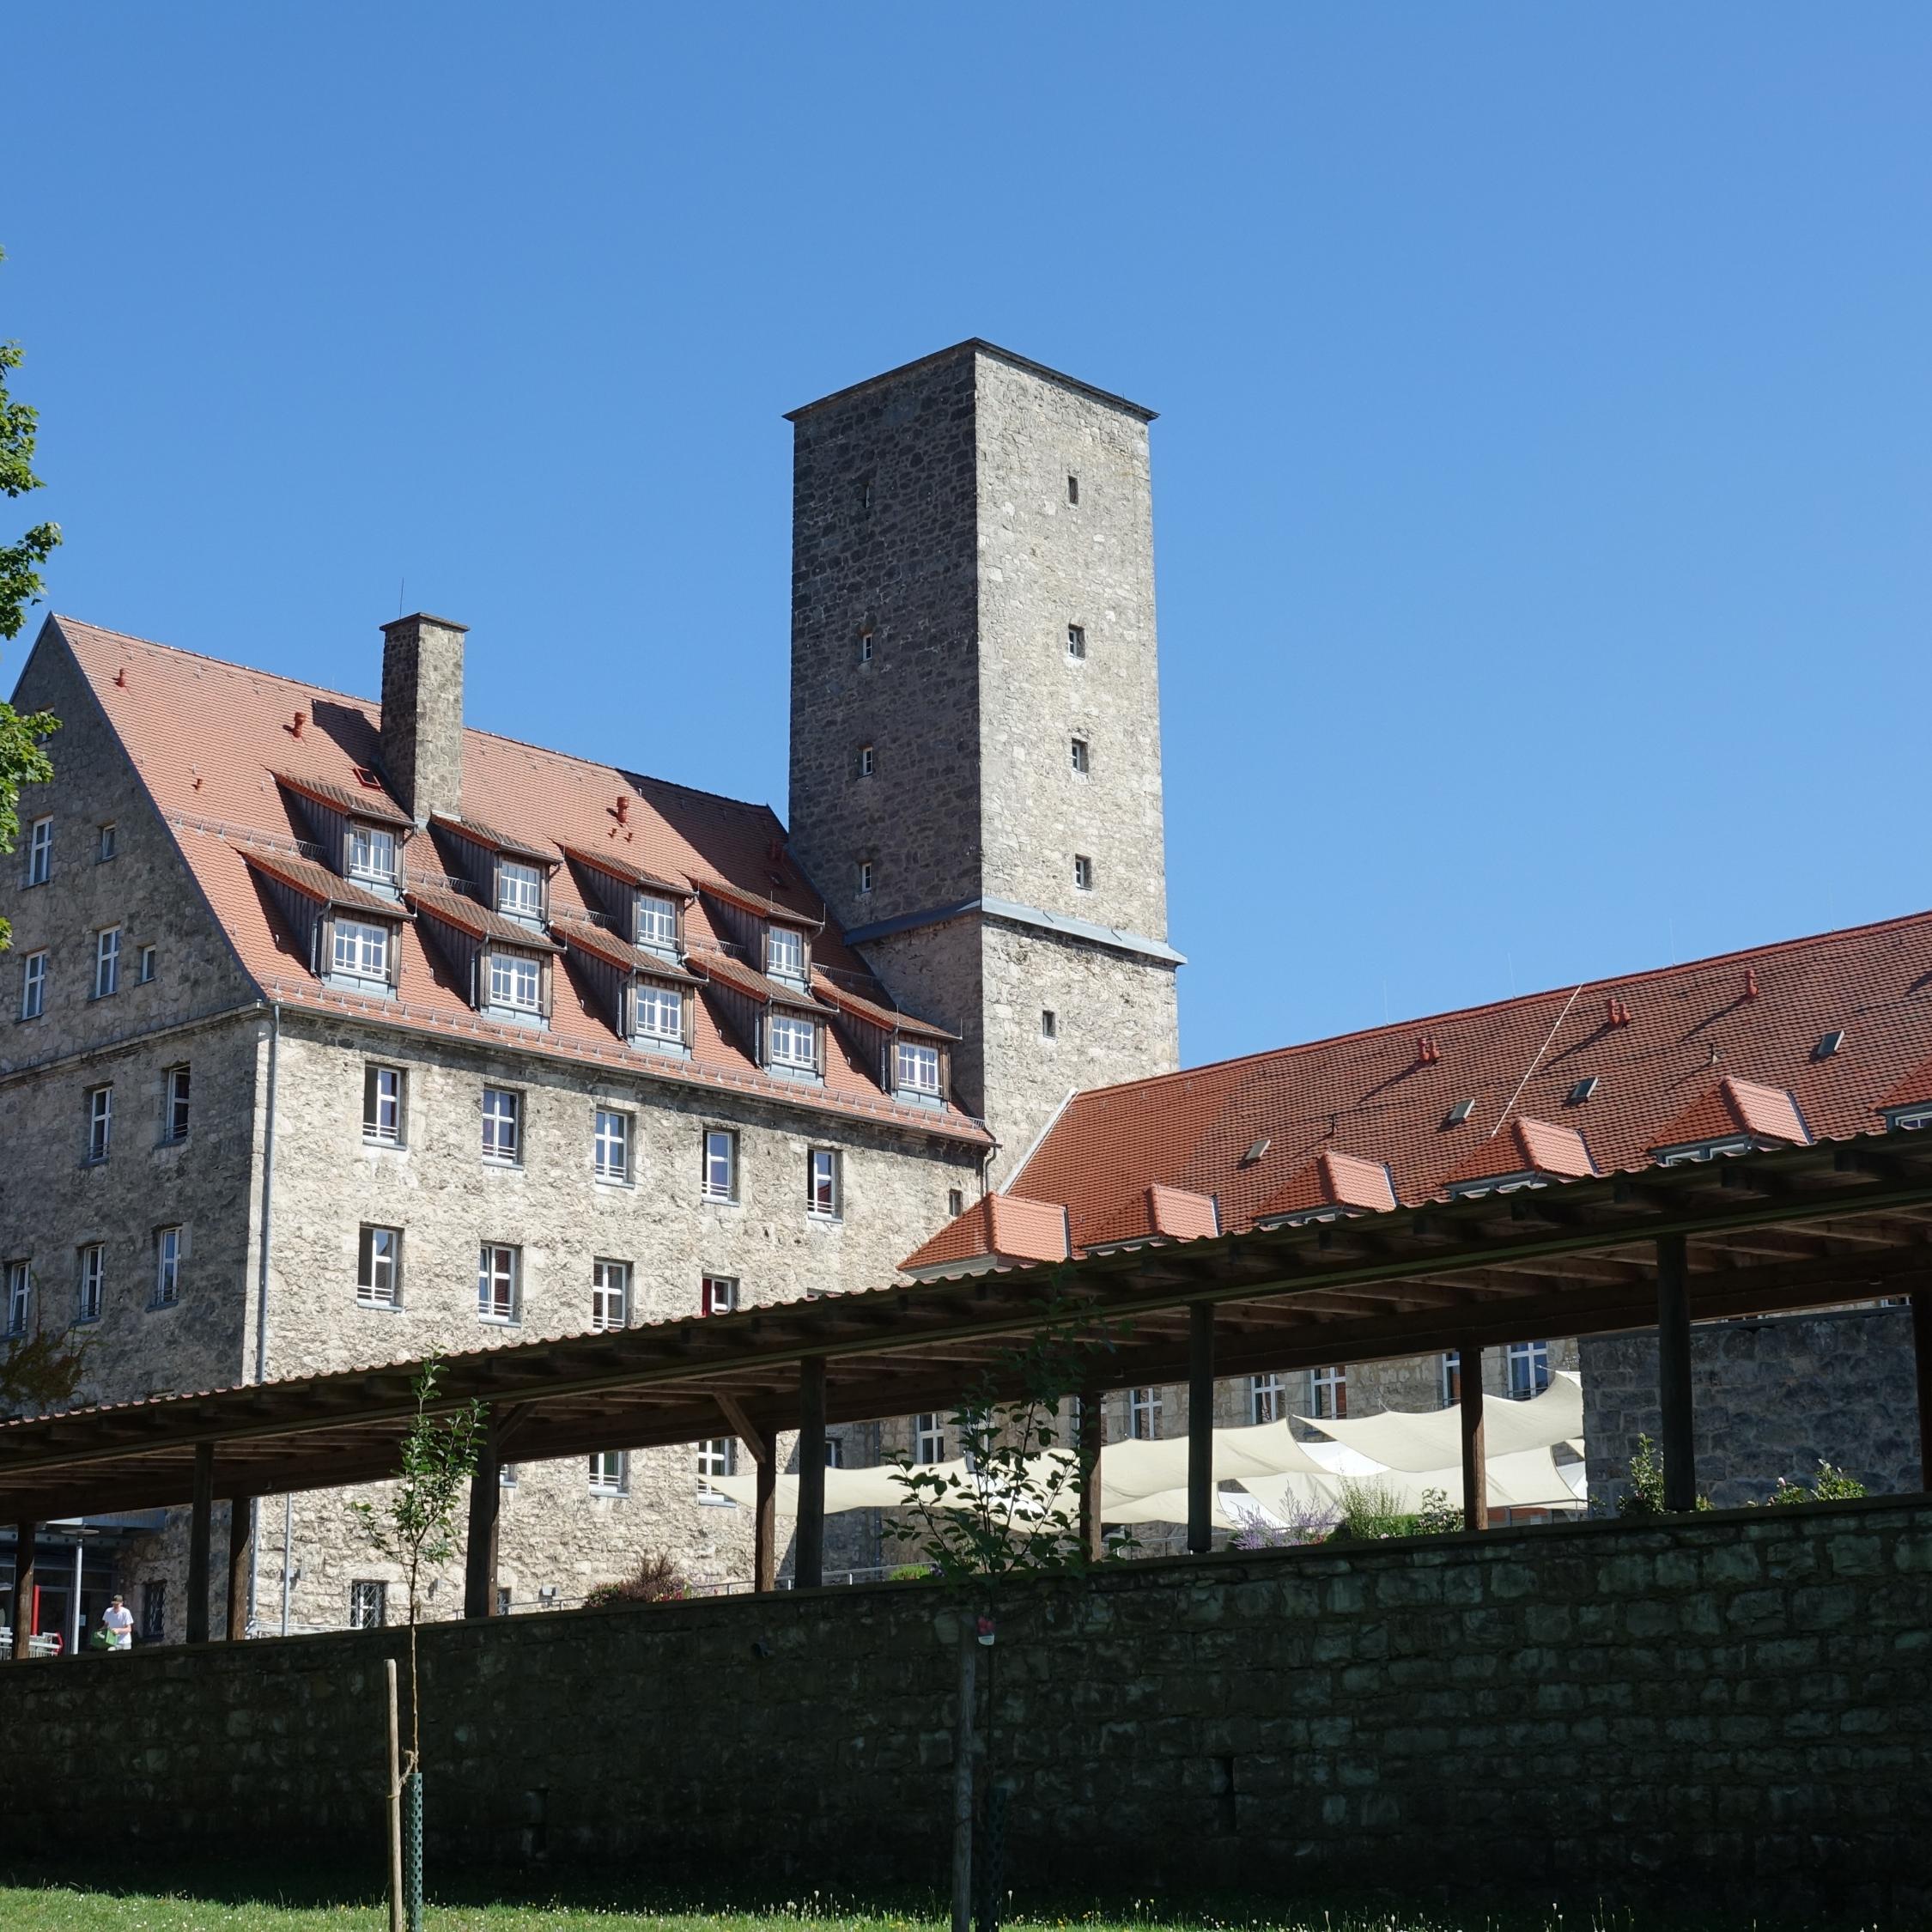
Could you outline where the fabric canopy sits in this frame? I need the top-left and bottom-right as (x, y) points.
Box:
(1291, 1371), (1583, 1471)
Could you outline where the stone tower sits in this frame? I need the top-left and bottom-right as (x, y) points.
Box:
(787, 340), (1182, 1176)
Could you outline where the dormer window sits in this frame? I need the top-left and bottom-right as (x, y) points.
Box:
(766, 926), (805, 981)
(332, 920), (392, 988)
(498, 860), (544, 922)
(896, 1041), (941, 1100)
(633, 981), (684, 1045)
(488, 951), (544, 1017)
(636, 893), (678, 954)
(348, 824), (399, 890)
(769, 1012), (818, 1072)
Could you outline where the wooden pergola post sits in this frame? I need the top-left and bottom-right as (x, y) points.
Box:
(1459, 1348), (1487, 1533)
(1913, 1290), (1932, 1492)
(720, 1396), (775, 1594)
(1188, 1303), (1215, 1555)
(186, 1443), (215, 1644)
(1078, 1385), (1104, 1563)
(1656, 1233), (1697, 1512)
(464, 1405), (501, 1619)
(224, 1494), (255, 1641)
(795, 1358), (826, 1589)
(11, 1522), (35, 1660)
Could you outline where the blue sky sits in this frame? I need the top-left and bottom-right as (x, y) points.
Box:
(7, 7), (1930, 1068)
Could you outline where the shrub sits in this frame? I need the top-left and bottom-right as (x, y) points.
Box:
(1616, 1433), (1711, 1517)
(1330, 1477), (1417, 1541)
(1769, 1461), (1867, 1505)
(584, 1550), (690, 1607)
(1412, 1487), (1463, 1536)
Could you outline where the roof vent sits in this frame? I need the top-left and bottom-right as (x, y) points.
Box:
(113, 667), (127, 688)
(1606, 996), (1632, 1028)
(289, 710), (306, 739)
(1743, 968), (1760, 1001)
(352, 766), (385, 791)
(1814, 1030), (1846, 1061)
(616, 794), (630, 825)
(1417, 1035), (1441, 1066)
(1444, 1099), (1475, 1127)
(1567, 1076), (1600, 1105)
(1241, 1136), (1271, 1166)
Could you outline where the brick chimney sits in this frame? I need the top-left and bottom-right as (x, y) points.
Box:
(380, 613), (467, 826)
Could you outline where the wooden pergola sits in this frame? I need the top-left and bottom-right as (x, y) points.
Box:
(6, 1132), (1932, 1649)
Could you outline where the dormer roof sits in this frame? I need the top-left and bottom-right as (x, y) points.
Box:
(406, 883), (563, 952)
(1254, 1151), (1398, 1225)
(549, 913), (704, 984)
(429, 811), (558, 868)
(1084, 1184), (1220, 1253)
(271, 769), (413, 829)
(811, 974), (957, 1042)
(1648, 1077), (1809, 1159)
(557, 843), (692, 898)
(702, 948), (832, 1014)
(696, 873), (821, 926)
(901, 1194), (1073, 1277)
(240, 847), (410, 919)
(1440, 1117), (1596, 1195)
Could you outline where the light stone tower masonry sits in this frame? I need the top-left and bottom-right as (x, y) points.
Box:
(787, 341), (1182, 1177)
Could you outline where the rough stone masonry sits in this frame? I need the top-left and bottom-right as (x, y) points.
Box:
(1, 1500), (1927, 1918)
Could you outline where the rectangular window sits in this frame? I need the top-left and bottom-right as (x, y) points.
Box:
(137, 945), (157, 984)
(153, 1227), (182, 1307)
(701, 1274), (738, 1315)
(825, 1436), (846, 1469)
(593, 1108), (631, 1182)
(588, 1450), (627, 1495)
(697, 1437), (737, 1498)
(859, 629), (874, 665)
(1441, 1350), (1462, 1406)
(349, 1581), (387, 1630)
(77, 1243), (104, 1323)
(947, 1188), (964, 1218)
(357, 1226), (402, 1309)
(26, 816), (52, 885)
(1507, 1340), (1551, 1400)
(332, 919), (390, 982)
(140, 1579), (166, 1642)
(4, 1260), (28, 1337)
(914, 1413), (945, 1465)
(20, 950), (46, 1020)
(591, 1258), (629, 1332)
(477, 1243), (519, 1324)
(857, 860), (873, 896)
(1066, 624), (1086, 660)
(1129, 1387), (1162, 1441)
(766, 927), (805, 980)
(769, 1012), (817, 1070)
(489, 951), (543, 1013)
(859, 744), (876, 778)
(636, 894), (678, 951)
(97, 823), (118, 863)
(363, 1066), (405, 1145)
(1041, 1009), (1056, 1040)
(162, 1066), (191, 1144)
(807, 1148), (841, 1218)
(86, 1085), (112, 1163)
(1249, 1373), (1283, 1425)
(481, 1087), (521, 1163)
(702, 1129), (737, 1202)
(497, 861), (544, 920)
(1310, 1364), (1348, 1419)
(1067, 473), (1079, 506)
(348, 823), (398, 885)
(896, 1041), (940, 1097)
(93, 927), (121, 999)
(1071, 738), (1090, 775)
(1073, 854), (1094, 892)
(634, 981), (683, 1041)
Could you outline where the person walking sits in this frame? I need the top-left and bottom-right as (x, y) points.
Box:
(101, 1594), (134, 1651)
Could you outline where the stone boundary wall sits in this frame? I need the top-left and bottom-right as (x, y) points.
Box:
(3, 1499), (1929, 1917)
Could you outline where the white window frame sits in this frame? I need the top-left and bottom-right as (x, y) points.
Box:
(94, 927), (122, 999)
(1249, 1373), (1283, 1425)
(26, 816), (52, 886)
(859, 628), (874, 664)
(1310, 1364), (1347, 1420)
(481, 1087), (521, 1163)
(807, 1148), (841, 1218)
(702, 1129), (737, 1202)
(77, 1243), (105, 1323)
(1441, 1350), (1462, 1406)
(765, 926), (805, 981)
(331, 919), (390, 984)
(348, 823), (398, 887)
(87, 1085), (112, 1163)
(153, 1226), (182, 1307)
(364, 1065), (405, 1145)
(896, 1041), (940, 1097)
(696, 1437), (737, 1500)
(769, 1012), (817, 1070)
(946, 1188), (964, 1218)
(162, 1065), (191, 1144)
(701, 1274), (738, 1316)
(20, 950), (46, 1020)
(593, 1108), (631, 1182)
(357, 1225), (402, 1309)
(348, 1581), (387, 1629)
(477, 1243), (519, 1325)
(97, 823), (117, 863)
(497, 860), (544, 920)
(634, 981), (683, 1042)
(591, 1258), (629, 1332)
(488, 951), (543, 1014)
(635, 894), (678, 952)
(858, 860), (873, 896)
(1073, 854), (1094, 892)
(1071, 738), (1090, 775)
(137, 944), (157, 984)
(1041, 1009), (1057, 1041)
(5, 1260), (28, 1338)
(588, 1450), (627, 1496)
(1066, 624), (1086, 660)
(1128, 1387), (1162, 1441)
(1507, 1340), (1551, 1400)
(913, 1413), (945, 1465)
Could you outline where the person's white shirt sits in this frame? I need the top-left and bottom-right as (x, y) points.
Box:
(101, 1601), (135, 1650)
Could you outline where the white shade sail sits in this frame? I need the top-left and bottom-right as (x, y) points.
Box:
(1291, 1371), (1583, 1472)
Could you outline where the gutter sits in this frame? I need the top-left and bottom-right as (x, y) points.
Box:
(246, 1002), (280, 1637)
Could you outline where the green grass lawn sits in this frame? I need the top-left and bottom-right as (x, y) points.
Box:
(0, 1880), (1889, 1932)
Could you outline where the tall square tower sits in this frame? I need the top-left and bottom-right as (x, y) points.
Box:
(787, 341), (1182, 1173)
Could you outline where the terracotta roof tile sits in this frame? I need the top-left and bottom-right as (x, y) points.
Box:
(1255, 1151), (1398, 1223)
(1649, 1077), (1809, 1154)
(1441, 1116), (1595, 1191)
(695, 873), (823, 925)
(1875, 1054), (1932, 1115)
(810, 973), (957, 1042)
(557, 842), (692, 898)
(549, 914), (703, 984)
(429, 812), (559, 867)
(406, 883), (563, 952)
(696, 947), (830, 1014)
(239, 847), (410, 919)
(272, 769), (413, 829)
(902, 1194), (1071, 1273)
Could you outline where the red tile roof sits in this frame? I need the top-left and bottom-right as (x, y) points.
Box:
(1441, 1116), (1595, 1191)
(1875, 1054), (1932, 1115)
(810, 973), (957, 1042)
(240, 847), (409, 919)
(696, 873), (824, 927)
(556, 842), (692, 899)
(1648, 1076), (1808, 1153)
(272, 769), (414, 829)
(1255, 1151), (1398, 1223)
(429, 811), (560, 867)
(701, 948), (832, 1014)
(548, 913), (704, 984)
(902, 1194), (1072, 1274)
(406, 883), (563, 952)
(49, 617), (987, 1148)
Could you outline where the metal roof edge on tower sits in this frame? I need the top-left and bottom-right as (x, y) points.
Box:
(784, 338), (1157, 424)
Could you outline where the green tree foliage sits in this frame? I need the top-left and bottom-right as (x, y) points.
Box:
(0, 245), (63, 952)
(1616, 1432), (1711, 1516)
(0, 1327), (88, 1419)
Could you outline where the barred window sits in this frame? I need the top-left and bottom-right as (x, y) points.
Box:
(588, 1451), (627, 1495)
(482, 1088), (521, 1163)
(153, 1227), (182, 1307)
(349, 1581), (387, 1629)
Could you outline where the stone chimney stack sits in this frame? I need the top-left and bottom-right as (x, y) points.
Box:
(380, 612), (467, 826)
